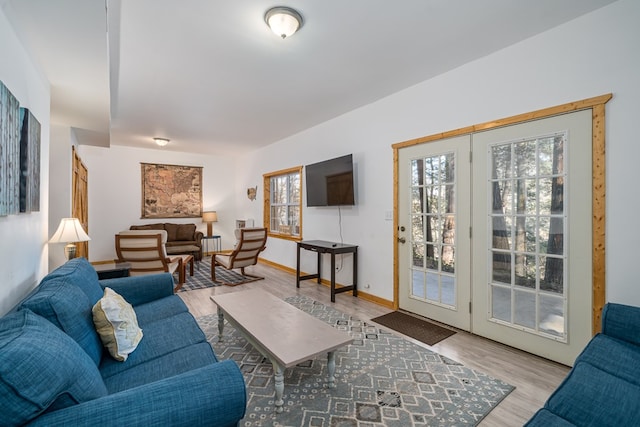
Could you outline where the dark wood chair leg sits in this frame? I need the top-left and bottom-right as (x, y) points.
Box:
(211, 256), (217, 281)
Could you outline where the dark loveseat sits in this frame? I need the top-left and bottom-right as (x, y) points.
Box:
(0, 258), (246, 426)
(525, 302), (640, 426)
(130, 222), (204, 261)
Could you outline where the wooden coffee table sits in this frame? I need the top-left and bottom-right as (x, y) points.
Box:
(210, 289), (353, 413)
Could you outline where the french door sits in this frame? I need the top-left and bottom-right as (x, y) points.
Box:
(397, 110), (593, 365)
(471, 110), (593, 365)
(398, 135), (471, 331)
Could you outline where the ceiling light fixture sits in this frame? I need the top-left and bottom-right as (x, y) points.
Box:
(265, 6), (303, 39)
(154, 137), (169, 147)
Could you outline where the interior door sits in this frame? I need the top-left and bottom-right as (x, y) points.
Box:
(471, 110), (593, 365)
(72, 147), (89, 259)
(398, 135), (471, 330)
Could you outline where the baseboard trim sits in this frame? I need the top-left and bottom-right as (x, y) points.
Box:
(258, 258), (394, 309)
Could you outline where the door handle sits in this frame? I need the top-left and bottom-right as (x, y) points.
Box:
(397, 237), (406, 244)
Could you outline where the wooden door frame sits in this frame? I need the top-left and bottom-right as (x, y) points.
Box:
(392, 94), (612, 334)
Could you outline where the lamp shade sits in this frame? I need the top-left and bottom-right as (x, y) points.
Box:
(202, 211), (218, 223)
(49, 218), (91, 243)
(265, 7), (303, 39)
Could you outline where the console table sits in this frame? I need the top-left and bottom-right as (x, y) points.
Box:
(296, 240), (358, 302)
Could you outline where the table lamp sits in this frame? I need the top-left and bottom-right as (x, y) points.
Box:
(49, 218), (91, 260)
(202, 211), (218, 237)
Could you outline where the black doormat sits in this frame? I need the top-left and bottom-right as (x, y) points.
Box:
(371, 311), (456, 346)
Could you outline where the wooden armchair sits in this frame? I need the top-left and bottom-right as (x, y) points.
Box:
(115, 230), (186, 290)
(211, 227), (267, 285)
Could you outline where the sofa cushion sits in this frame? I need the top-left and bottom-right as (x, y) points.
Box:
(164, 223), (179, 241)
(130, 223), (165, 231)
(176, 223), (196, 241)
(20, 261), (103, 366)
(575, 334), (640, 387)
(38, 257), (104, 303)
(92, 288), (144, 362)
(134, 295), (189, 326)
(102, 342), (218, 393)
(602, 302), (640, 346)
(545, 362), (640, 426)
(0, 310), (108, 425)
(99, 311), (208, 379)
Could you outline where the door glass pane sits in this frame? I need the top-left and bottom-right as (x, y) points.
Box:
(441, 275), (455, 306)
(425, 217), (439, 243)
(409, 152), (457, 308)
(492, 216), (512, 250)
(491, 285), (511, 322)
(412, 160), (423, 186)
(514, 140), (537, 177)
(539, 294), (564, 337)
(426, 271), (439, 301)
(412, 215), (424, 242)
(514, 290), (536, 329)
(411, 270), (426, 299)
(492, 180), (513, 215)
(488, 133), (567, 339)
(492, 251), (511, 284)
(492, 145), (512, 180)
(540, 256), (563, 293)
(412, 243), (424, 268)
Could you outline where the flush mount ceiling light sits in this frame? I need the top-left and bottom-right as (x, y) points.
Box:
(265, 6), (303, 39)
(154, 137), (169, 147)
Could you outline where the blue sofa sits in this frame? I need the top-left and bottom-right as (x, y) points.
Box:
(525, 303), (640, 426)
(0, 258), (246, 426)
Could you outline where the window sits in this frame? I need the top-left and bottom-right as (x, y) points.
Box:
(263, 166), (302, 240)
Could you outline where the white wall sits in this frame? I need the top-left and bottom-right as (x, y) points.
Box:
(48, 124), (74, 269)
(0, 9), (50, 315)
(77, 144), (239, 263)
(238, 0), (640, 305)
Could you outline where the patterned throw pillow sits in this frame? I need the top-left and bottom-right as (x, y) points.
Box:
(92, 288), (143, 361)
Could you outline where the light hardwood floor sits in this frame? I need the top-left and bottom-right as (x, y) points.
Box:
(179, 262), (570, 426)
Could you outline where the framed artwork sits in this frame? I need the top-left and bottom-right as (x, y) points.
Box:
(19, 108), (41, 213)
(141, 162), (203, 219)
(0, 81), (21, 216)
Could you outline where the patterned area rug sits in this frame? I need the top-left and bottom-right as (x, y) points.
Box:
(177, 257), (261, 291)
(197, 295), (514, 426)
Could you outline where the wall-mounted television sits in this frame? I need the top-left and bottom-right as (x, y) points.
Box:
(305, 154), (355, 207)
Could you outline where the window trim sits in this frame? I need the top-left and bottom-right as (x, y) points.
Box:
(263, 166), (303, 241)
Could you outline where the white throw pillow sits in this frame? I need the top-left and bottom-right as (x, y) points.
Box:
(92, 287), (143, 361)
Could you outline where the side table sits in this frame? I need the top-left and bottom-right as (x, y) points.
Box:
(202, 235), (221, 256)
(93, 262), (131, 280)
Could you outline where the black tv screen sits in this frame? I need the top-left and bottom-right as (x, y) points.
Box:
(305, 154), (355, 207)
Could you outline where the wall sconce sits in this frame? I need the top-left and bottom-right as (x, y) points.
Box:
(154, 137), (169, 147)
(265, 6), (303, 39)
(202, 211), (218, 237)
(49, 218), (91, 260)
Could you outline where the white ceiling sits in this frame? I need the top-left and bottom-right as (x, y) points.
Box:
(3, 0), (617, 155)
